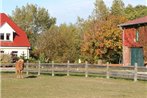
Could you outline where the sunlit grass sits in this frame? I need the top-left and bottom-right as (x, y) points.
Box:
(1, 73), (147, 98)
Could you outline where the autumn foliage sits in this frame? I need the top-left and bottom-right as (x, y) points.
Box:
(81, 15), (127, 63)
(10, 0), (147, 63)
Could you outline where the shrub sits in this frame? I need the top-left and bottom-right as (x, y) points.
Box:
(0, 54), (12, 63)
(28, 57), (37, 63)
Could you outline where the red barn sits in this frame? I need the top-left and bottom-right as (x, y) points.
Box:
(120, 16), (147, 66)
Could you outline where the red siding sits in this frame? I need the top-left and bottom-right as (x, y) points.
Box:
(123, 25), (147, 63)
(123, 28), (142, 47)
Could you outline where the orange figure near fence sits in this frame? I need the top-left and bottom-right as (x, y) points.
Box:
(15, 59), (24, 78)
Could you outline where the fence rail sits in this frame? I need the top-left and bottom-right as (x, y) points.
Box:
(1, 61), (147, 81)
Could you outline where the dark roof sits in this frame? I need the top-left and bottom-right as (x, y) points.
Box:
(119, 16), (147, 27)
(0, 13), (30, 47)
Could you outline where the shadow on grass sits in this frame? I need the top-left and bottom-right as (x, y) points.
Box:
(0, 71), (15, 74)
(25, 75), (38, 78)
(41, 73), (67, 77)
(1, 71), (147, 82)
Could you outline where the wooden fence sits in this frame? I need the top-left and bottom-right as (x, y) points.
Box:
(1, 61), (147, 82)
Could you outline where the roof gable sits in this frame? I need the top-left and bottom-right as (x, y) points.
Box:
(0, 13), (30, 47)
(0, 22), (15, 33)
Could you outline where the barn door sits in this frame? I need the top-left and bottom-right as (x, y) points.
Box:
(131, 48), (144, 66)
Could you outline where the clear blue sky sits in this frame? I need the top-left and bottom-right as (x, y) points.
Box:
(1, 0), (147, 25)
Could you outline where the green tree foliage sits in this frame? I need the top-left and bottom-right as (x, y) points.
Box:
(125, 5), (147, 20)
(35, 24), (81, 63)
(11, 4), (56, 34)
(93, 0), (109, 20)
(111, 0), (125, 16)
(11, 4), (56, 47)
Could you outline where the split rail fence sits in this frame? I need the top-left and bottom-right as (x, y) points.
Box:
(1, 61), (147, 82)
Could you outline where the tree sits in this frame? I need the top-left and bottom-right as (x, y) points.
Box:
(11, 4), (56, 48)
(35, 24), (81, 63)
(59, 24), (81, 62)
(11, 4), (56, 34)
(79, 0), (127, 63)
(93, 0), (109, 20)
(111, 0), (125, 16)
(125, 5), (147, 20)
(80, 15), (127, 63)
(35, 25), (59, 62)
(11, 4), (56, 59)
(96, 15), (127, 63)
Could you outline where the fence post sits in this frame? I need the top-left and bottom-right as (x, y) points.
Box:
(67, 60), (70, 76)
(106, 62), (110, 79)
(85, 61), (88, 77)
(134, 63), (138, 82)
(26, 60), (29, 76)
(52, 61), (54, 76)
(38, 61), (41, 75)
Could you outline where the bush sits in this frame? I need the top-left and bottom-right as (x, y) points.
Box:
(28, 57), (38, 63)
(0, 54), (12, 63)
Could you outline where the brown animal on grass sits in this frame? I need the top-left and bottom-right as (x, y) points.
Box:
(15, 59), (24, 78)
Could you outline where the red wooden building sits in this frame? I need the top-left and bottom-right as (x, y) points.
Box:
(120, 16), (147, 66)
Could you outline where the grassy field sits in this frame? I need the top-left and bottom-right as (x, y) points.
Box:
(1, 72), (147, 98)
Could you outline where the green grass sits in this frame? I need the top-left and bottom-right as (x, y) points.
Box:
(1, 73), (147, 98)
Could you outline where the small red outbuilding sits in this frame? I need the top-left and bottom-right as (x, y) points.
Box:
(120, 16), (147, 66)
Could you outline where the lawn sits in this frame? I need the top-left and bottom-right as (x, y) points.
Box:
(1, 72), (147, 98)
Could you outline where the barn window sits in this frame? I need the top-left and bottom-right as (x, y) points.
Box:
(0, 33), (4, 40)
(136, 29), (139, 42)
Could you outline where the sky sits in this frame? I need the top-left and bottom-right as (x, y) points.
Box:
(1, 0), (147, 25)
